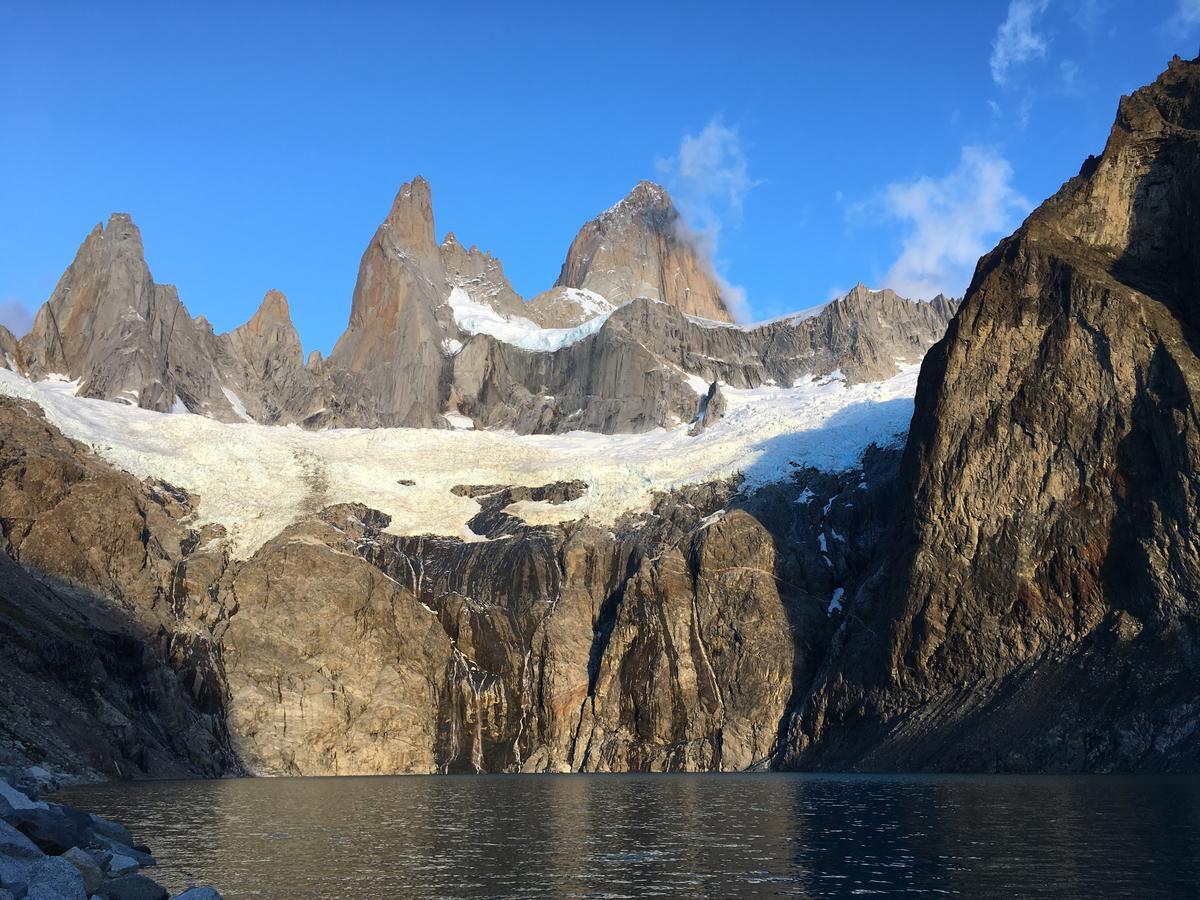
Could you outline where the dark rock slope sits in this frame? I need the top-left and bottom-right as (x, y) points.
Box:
(783, 55), (1200, 773)
(0, 399), (237, 780)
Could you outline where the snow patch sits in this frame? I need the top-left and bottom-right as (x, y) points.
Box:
(448, 287), (611, 352)
(221, 388), (255, 423)
(828, 587), (845, 614)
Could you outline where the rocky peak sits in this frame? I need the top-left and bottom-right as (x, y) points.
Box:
(240, 289), (292, 335)
(554, 181), (733, 322)
(226, 290), (302, 364)
(439, 230), (524, 317)
(597, 179), (674, 227)
(17, 212), (242, 417)
(21, 212), (160, 380)
(324, 177), (451, 427)
(381, 176), (439, 262)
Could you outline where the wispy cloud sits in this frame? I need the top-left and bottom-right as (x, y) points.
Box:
(991, 0), (1051, 85)
(1167, 0), (1200, 33)
(869, 147), (1031, 300)
(0, 298), (34, 337)
(656, 118), (756, 321)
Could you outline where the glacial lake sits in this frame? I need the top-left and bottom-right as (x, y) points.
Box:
(58, 773), (1200, 898)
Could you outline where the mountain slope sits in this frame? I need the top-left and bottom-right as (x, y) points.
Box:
(785, 54), (1200, 773)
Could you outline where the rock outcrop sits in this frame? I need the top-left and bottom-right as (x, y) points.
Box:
(555, 181), (733, 322)
(0, 399), (238, 780)
(784, 55), (1200, 773)
(0, 328), (23, 372)
(439, 232), (525, 319)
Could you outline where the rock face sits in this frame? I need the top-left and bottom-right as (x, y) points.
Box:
(555, 181), (733, 322)
(439, 232), (525, 319)
(0, 400), (238, 780)
(784, 55), (1200, 773)
(0, 328), (23, 372)
(0, 387), (902, 776)
(322, 178), (452, 428)
(210, 290), (320, 425)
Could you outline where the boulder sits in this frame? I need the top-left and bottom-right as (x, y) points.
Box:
(102, 855), (140, 878)
(24, 856), (86, 900)
(0, 821), (41, 859)
(174, 889), (222, 900)
(84, 818), (131, 851)
(96, 874), (166, 900)
(7, 811), (89, 856)
(0, 783), (46, 815)
(59, 850), (101, 895)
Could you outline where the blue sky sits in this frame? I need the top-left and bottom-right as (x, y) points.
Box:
(2, 1), (1199, 352)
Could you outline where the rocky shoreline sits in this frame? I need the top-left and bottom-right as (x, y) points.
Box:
(0, 768), (219, 900)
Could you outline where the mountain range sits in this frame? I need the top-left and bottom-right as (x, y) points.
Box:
(0, 56), (1197, 779)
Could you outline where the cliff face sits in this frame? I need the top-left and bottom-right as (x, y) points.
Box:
(784, 55), (1200, 773)
(322, 178), (453, 428)
(0, 399), (238, 779)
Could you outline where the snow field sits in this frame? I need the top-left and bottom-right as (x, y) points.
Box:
(0, 365), (920, 559)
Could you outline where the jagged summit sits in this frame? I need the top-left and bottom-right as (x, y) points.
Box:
(598, 179), (673, 220)
(379, 176), (440, 262)
(243, 289), (291, 328)
(555, 180), (733, 322)
(10, 172), (955, 435)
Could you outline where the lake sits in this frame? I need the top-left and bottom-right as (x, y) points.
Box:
(57, 773), (1200, 898)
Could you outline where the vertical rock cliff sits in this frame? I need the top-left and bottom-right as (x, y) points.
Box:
(786, 55), (1200, 773)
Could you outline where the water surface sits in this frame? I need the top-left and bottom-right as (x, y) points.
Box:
(59, 773), (1200, 898)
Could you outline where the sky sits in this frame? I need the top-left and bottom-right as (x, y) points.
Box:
(2, 1), (1199, 353)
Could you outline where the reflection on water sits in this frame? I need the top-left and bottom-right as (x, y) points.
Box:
(58, 773), (1200, 898)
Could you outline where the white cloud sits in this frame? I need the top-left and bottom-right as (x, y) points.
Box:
(657, 118), (756, 321)
(876, 147), (1031, 300)
(991, 0), (1051, 85)
(1167, 0), (1200, 33)
(0, 298), (34, 337)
